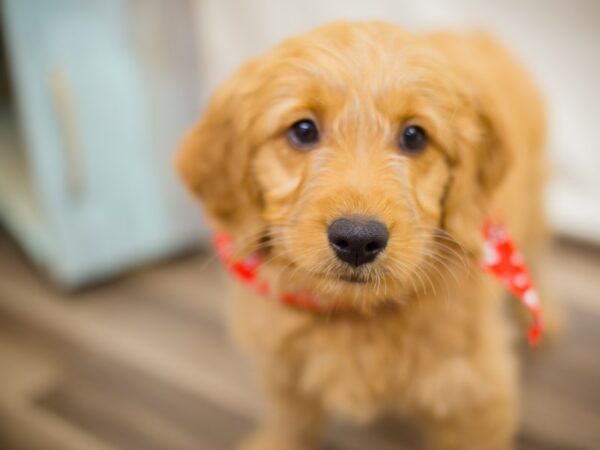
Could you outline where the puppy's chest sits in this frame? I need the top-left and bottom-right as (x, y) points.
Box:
(232, 292), (477, 422)
(296, 316), (415, 419)
(280, 309), (470, 422)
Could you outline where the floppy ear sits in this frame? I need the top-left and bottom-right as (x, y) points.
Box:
(442, 99), (513, 254)
(176, 61), (262, 230)
(474, 101), (513, 197)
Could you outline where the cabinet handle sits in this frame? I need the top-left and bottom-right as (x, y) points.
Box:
(47, 67), (85, 201)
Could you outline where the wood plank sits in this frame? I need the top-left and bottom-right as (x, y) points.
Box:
(38, 356), (253, 450)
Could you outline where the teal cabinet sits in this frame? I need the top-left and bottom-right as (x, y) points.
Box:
(1, 0), (206, 287)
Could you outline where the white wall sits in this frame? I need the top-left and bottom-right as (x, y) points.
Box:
(193, 0), (600, 242)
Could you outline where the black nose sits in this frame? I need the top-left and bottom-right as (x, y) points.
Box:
(327, 218), (389, 267)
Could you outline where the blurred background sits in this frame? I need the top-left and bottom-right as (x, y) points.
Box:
(0, 1), (598, 449)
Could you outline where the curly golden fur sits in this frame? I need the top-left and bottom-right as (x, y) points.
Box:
(177, 21), (557, 450)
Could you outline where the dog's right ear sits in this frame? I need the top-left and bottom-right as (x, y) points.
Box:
(176, 60), (261, 230)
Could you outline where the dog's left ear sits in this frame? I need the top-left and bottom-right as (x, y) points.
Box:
(442, 96), (515, 254)
(475, 100), (513, 197)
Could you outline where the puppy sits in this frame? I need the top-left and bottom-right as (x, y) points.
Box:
(177, 21), (552, 450)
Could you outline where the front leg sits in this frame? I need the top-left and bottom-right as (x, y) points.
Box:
(239, 366), (325, 450)
(425, 392), (517, 450)
(420, 372), (518, 450)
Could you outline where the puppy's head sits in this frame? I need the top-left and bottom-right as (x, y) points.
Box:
(177, 22), (510, 308)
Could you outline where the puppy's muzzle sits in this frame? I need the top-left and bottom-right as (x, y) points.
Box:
(327, 217), (389, 267)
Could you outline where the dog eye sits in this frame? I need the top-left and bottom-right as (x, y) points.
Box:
(399, 125), (428, 154)
(287, 119), (320, 150)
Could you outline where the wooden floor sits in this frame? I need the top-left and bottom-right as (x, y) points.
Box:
(0, 231), (599, 450)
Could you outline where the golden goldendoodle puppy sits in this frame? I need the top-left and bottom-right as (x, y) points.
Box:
(177, 21), (556, 450)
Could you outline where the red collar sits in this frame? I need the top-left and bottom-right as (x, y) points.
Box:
(213, 220), (542, 347)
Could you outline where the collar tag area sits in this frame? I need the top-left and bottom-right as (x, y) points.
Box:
(214, 220), (543, 347)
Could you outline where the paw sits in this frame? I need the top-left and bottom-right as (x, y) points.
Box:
(237, 430), (314, 450)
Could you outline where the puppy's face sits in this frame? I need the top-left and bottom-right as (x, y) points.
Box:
(178, 22), (508, 308)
